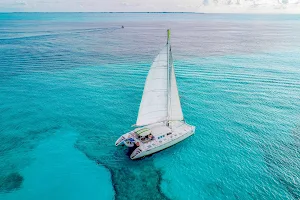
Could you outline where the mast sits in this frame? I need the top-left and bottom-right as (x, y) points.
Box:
(167, 29), (171, 126)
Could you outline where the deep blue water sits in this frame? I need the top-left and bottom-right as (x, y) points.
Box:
(0, 13), (300, 200)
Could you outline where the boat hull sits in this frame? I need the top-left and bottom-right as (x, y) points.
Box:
(131, 126), (195, 159)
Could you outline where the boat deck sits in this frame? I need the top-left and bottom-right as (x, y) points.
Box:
(138, 121), (194, 151)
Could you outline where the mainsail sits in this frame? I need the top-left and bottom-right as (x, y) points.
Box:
(136, 30), (183, 126)
(169, 52), (184, 121)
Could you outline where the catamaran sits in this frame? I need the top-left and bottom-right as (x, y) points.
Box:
(115, 30), (195, 159)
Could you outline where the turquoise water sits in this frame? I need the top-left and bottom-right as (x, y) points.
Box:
(0, 13), (300, 200)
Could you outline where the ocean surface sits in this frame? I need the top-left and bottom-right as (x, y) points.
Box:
(0, 13), (300, 200)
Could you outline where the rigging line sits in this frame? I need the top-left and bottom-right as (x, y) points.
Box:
(166, 30), (171, 126)
(170, 46), (173, 124)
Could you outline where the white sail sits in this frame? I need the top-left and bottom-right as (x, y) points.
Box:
(136, 45), (168, 126)
(169, 53), (184, 121)
(136, 30), (184, 127)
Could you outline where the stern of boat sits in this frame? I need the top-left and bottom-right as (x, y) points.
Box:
(115, 131), (133, 146)
(130, 147), (143, 160)
(191, 124), (196, 134)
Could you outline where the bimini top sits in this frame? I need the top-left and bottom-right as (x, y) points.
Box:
(134, 128), (151, 137)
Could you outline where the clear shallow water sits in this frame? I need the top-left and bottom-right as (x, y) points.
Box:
(0, 130), (114, 200)
(0, 13), (300, 200)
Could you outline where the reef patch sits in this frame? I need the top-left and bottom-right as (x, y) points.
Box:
(0, 172), (24, 193)
(75, 135), (170, 200)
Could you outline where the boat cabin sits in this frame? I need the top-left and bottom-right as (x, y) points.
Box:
(149, 124), (171, 138)
(134, 124), (173, 143)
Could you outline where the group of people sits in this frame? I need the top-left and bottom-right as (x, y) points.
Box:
(139, 133), (154, 143)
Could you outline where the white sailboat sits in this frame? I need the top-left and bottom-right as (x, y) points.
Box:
(115, 30), (195, 159)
